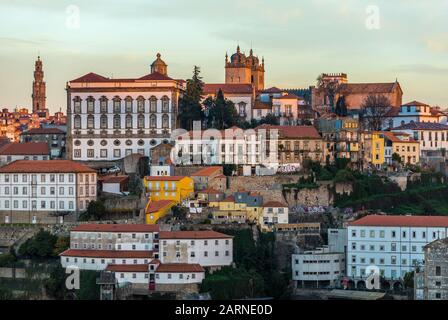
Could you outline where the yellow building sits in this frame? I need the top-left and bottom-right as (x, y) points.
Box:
(144, 176), (194, 203)
(145, 199), (176, 224)
(371, 132), (385, 168)
(383, 132), (420, 165)
(213, 193), (263, 224)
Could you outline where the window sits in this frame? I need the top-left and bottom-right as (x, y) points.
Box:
(87, 98), (95, 113)
(137, 97), (145, 112)
(125, 97), (133, 113)
(150, 114), (157, 128)
(150, 97), (157, 112)
(113, 98), (121, 113)
(436, 266), (441, 276)
(162, 114), (169, 129)
(138, 114), (145, 129)
(114, 115), (121, 129)
(87, 115), (94, 129)
(162, 96), (169, 112)
(100, 115), (108, 129)
(74, 115), (81, 129)
(125, 114), (132, 129)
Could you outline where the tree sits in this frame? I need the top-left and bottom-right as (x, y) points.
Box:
(317, 74), (340, 111)
(392, 152), (402, 163)
(204, 89), (239, 129)
(79, 200), (106, 221)
(44, 264), (68, 300)
(260, 113), (279, 125)
(129, 174), (144, 196)
(361, 94), (392, 131)
(53, 236), (70, 256)
(18, 229), (58, 258)
(179, 66), (204, 130)
(335, 95), (348, 116)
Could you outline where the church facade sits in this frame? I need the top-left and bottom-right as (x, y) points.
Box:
(66, 54), (184, 161)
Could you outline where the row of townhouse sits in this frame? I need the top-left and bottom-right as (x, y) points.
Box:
(60, 224), (233, 293)
(0, 159), (97, 224)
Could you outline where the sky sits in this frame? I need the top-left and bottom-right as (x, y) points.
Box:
(0, 0), (448, 113)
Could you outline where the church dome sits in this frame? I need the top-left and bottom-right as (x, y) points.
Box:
(230, 46), (247, 64)
(151, 53), (168, 76)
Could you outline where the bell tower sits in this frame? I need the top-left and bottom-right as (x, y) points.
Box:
(32, 56), (46, 113)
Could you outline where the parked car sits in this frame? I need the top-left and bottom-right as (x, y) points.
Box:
(107, 166), (121, 173)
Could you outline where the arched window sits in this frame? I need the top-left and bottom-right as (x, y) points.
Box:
(113, 96), (121, 113)
(137, 96), (145, 113)
(73, 97), (82, 114)
(150, 96), (157, 113)
(100, 115), (108, 129)
(87, 115), (95, 129)
(114, 114), (121, 129)
(238, 102), (246, 117)
(162, 96), (170, 113)
(162, 114), (169, 129)
(74, 115), (81, 129)
(138, 114), (145, 129)
(87, 96), (95, 113)
(150, 114), (157, 128)
(126, 114), (133, 129)
(125, 96), (133, 113)
(100, 96), (108, 113)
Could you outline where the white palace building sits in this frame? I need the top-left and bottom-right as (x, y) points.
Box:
(66, 53), (185, 161)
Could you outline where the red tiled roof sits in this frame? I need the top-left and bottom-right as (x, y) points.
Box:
(59, 249), (153, 258)
(0, 160), (96, 173)
(348, 215), (448, 227)
(138, 72), (173, 81)
(338, 82), (400, 94)
(222, 195), (235, 203)
(203, 83), (253, 95)
(382, 132), (418, 144)
(71, 224), (159, 233)
(198, 188), (223, 194)
(403, 100), (429, 107)
(70, 72), (110, 83)
(145, 176), (187, 181)
(101, 175), (129, 184)
(0, 142), (49, 156)
(159, 231), (232, 239)
(253, 101), (272, 110)
(105, 264), (149, 272)
(261, 87), (283, 94)
(156, 263), (204, 273)
(274, 94), (299, 100)
(256, 125), (321, 139)
(146, 200), (175, 213)
(22, 128), (65, 135)
(191, 166), (222, 177)
(392, 122), (448, 131)
(263, 201), (288, 208)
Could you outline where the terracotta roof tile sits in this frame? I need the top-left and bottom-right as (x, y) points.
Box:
(261, 87), (283, 94)
(145, 176), (187, 181)
(0, 142), (49, 156)
(0, 160), (96, 173)
(256, 125), (321, 139)
(59, 249), (153, 258)
(138, 72), (173, 81)
(263, 201), (288, 208)
(146, 200), (175, 213)
(72, 224), (159, 233)
(338, 82), (399, 94)
(156, 263), (204, 273)
(101, 175), (129, 184)
(22, 128), (65, 135)
(403, 100), (429, 107)
(159, 230), (232, 239)
(191, 166), (222, 177)
(203, 83), (253, 94)
(70, 72), (110, 83)
(348, 215), (448, 227)
(105, 264), (149, 272)
(392, 122), (448, 131)
(274, 94), (299, 100)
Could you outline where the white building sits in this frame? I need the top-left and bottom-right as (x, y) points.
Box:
(159, 231), (233, 268)
(60, 224), (232, 291)
(292, 246), (345, 288)
(388, 101), (447, 129)
(0, 160), (97, 224)
(0, 142), (50, 166)
(260, 201), (289, 231)
(347, 215), (448, 280)
(66, 53), (185, 161)
(391, 122), (448, 154)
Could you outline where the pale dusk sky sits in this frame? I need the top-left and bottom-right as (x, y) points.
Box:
(0, 0), (448, 113)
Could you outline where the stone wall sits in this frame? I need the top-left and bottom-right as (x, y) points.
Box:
(0, 211), (74, 225)
(0, 267), (49, 280)
(155, 283), (199, 296)
(174, 166), (205, 177)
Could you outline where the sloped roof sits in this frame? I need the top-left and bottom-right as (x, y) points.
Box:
(392, 122), (448, 131)
(72, 224), (159, 233)
(338, 82), (399, 94)
(403, 100), (429, 107)
(59, 249), (153, 258)
(348, 215), (448, 227)
(156, 263), (204, 273)
(0, 142), (49, 155)
(256, 124), (321, 139)
(203, 83), (253, 94)
(261, 87), (283, 94)
(159, 230), (232, 239)
(191, 166), (222, 177)
(70, 72), (110, 83)
(138, 72), (173, 81)
(22, 128), (65, 135)
(105, 264), (149, 272)
(263, 201), (288, 208)
(146, 200), (175, 213)
(0, 160), (96, 173)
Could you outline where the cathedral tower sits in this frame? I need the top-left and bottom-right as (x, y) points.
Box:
(32, 56), (46, 113)
(225, 46), (265, 91)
